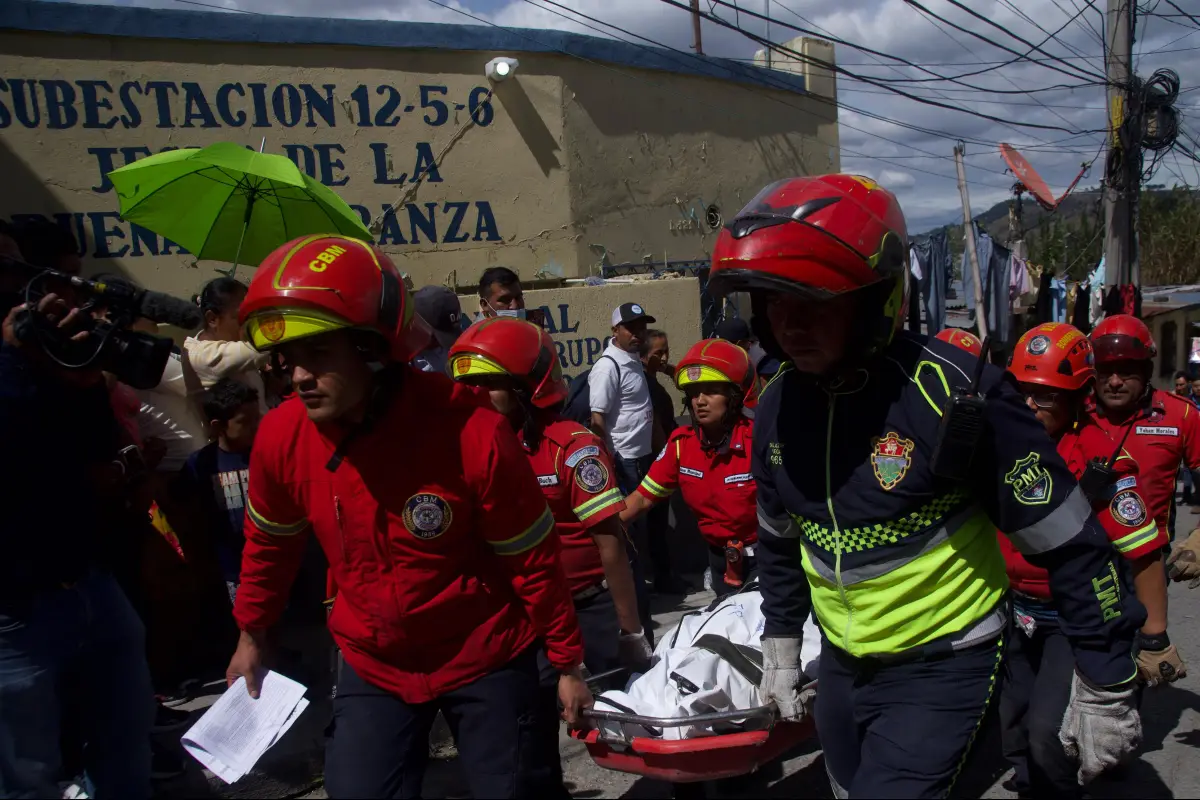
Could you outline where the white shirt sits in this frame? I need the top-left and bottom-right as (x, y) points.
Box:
(589, 341), (653, 459)
(183, 335), (270, 414)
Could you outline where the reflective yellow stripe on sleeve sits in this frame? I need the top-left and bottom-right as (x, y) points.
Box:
(246, 499), (308, 536)
(1112, 520), (1160, 555)
(574, 488), (623, 522)
(490, 507), (555, 556)
(639, 475), (673, 499)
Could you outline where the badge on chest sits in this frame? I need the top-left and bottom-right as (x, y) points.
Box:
(403, 493), (454, 540)
(870, 432), (915, 491)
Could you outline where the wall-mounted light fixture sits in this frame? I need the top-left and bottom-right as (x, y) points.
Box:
(485, 57), (520, 82)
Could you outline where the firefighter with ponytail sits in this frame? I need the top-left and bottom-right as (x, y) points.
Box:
(619, 338), (759, 597)
(448, 317), (651, 676)
(705, 174), (1145, 797)
(225, 235), (588, 799)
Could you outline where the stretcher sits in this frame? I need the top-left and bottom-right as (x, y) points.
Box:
(571, 673), (818, 784)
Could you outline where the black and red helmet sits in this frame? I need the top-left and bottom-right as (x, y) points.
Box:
(707, 174), (910, 354)
(1090, 314), (1156, 365)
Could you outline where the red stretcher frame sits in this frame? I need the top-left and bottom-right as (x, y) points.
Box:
(570, 681), (818, 784)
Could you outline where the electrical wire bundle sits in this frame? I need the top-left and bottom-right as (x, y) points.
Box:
(1107, 68), (1182, 190)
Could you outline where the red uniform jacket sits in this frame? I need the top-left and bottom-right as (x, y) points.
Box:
(233, 368), (583, 703)
(1000, 418), (1164, 600)
(526, 416), (625, 596)
(1089, 388), (1200, 537)
(637, 415), (757, 549)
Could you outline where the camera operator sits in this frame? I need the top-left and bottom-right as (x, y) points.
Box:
(0, 227), (154, 798)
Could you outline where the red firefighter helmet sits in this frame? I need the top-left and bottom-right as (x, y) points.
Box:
(706, 174), (910, 354)
(1008, 322), (1095, 391)
(935, 328), (984, 357)
(447, 316), (568, 409)
(1090, 314), (1157, 364)
(240, 234), (430, 361)
(675, 339), (754, 397)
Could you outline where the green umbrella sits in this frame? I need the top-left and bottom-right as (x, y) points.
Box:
(108, 141), (372, 277)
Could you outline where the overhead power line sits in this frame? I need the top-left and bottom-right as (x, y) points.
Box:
(898, 0), (1087, 134)
(760, 0), (1056, 146)
(420, 0), (1017, 191)
(657, 0), (1102, 133)
(702, 0), (1106, 90)
(901, 0), (1107, 83)
(529, 0), (1044, 161)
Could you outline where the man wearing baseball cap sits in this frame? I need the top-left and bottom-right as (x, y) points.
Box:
(411, 285), (467, 374)
(589, 302), (658, 636)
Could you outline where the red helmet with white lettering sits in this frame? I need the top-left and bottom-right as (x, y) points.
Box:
(935, 328), (983, 357)
(706, 174), (910, 355)
(1008, 322), (1095, 391)
(1090, 314), (1156, 364)
(240, 234), (430, 361)
(447, 316), (568, 409)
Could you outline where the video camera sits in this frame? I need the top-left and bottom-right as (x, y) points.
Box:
(2, 255), (202, 390)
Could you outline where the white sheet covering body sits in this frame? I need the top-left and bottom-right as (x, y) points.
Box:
(594, 590), (821, 740)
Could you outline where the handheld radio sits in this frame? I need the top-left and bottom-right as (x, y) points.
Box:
(1078, 420), (1135, 503)
(930, 336), (990, 480)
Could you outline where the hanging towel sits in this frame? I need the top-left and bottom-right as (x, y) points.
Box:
(1071, 281), (1092, 332)
(1035, 269), (1053, 323)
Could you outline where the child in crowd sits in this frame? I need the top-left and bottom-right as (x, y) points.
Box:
(182, 379), (262, 603)
(185, 277), (270, 414)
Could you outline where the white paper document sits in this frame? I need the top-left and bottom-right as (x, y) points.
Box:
(181, 671), (310, 784)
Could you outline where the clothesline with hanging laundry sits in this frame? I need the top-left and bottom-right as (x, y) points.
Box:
(909, 223), (1146, 340)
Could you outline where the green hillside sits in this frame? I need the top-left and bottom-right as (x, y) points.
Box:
(917, 185), (1200, 285)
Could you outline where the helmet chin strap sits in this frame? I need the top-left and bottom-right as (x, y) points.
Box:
(514, 390), (543, 451)
(690, 389), (742, 452)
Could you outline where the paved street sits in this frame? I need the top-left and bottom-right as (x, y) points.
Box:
(174, 506), (1200, 800)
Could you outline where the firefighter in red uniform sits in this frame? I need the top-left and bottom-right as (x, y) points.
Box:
(999, 323), (1169, 797)
(934, 327), (983, 356)
(447, 317), (653, 676)
(225, 235), (590, 799)
(1087, 315), (1191, 684)
(620, 339), (758, 597)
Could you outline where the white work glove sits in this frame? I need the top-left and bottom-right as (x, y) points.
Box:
(760, 636), (813, 721)
(1058, 671), (1142, 785)
(617, 629), (654, 671)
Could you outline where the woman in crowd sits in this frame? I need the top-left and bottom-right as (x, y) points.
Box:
(618, 339), (758, 597)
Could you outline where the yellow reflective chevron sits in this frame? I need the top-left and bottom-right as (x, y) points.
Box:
(246, 499), (308, 536)
(490, 507), (554, 556)
(1112, 520), (1160, 555)
(639, 475), (673, 499)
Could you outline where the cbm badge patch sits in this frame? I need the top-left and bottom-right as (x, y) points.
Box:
(1005, 453), (1053, 506)
(575, 457), (609, 494)
(403, 493), (453, 540)
(1111, 490), (1147, 527)
(870, 432), (915, 491)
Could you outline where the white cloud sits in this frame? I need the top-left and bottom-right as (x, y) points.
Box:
(45, 0), (1200, 230)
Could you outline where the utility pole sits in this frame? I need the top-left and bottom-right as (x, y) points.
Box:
(954, 142), (988, 339)
(1103, 0), (1138, 289)
(765, 0), (772, 69)
(690, 0), (704, 54)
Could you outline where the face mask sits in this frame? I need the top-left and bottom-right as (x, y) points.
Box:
(747, 342), (766, 367)
(485, 299), (527, 320)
